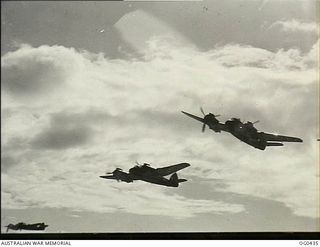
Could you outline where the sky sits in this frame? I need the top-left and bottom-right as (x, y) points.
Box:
(1, 0), (319, 233)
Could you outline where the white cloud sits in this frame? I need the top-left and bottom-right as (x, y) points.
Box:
(1, 44), (85, 99)
(1, 171), (244, 219)
(1, 35), (318, 221)
(269, 19), (318, 34)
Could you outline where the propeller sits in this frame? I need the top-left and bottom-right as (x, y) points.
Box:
(106, 168), (122, 175)
(200, 107), (220, 132)
(200, 107), (205, 116)
(246, 120), (259, 125)
(200, 107), (206, 132)
(202, 123), (206, 132)
(200, 107), (221, 117)
(135, 161), (141, 166)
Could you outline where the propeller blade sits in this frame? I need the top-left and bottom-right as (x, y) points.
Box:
(200, 107), (205, 116)
(135, 161), (140, 166)
(215, 114), (221, 117)
(252, 120), (259, 124)
(202, 123), (206, 132)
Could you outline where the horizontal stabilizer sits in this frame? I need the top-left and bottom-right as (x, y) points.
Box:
(178, 179), (187, 183)
(266, 142), (284, 146)
(99, 175), (116, 179)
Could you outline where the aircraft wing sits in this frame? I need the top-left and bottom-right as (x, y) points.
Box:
(260, 132), (303, 142)
(156, 163), (190, 176)
(181, 111), (204, 123)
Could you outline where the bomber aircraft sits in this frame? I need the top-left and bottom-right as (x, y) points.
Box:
(5, 222), (48, 232)
(182, 108), (303, 150)
(100, 162), (190, 187)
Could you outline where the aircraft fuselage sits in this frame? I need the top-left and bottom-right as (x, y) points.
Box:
(129, 166), (179, 187)
(224, 120), (267, 150)
(182, 110), (302, 150)
(101, 163), (189, 187)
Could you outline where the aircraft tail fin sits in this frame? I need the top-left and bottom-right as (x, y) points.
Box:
(169, 173), (178, 182)
(169, 173), (187, 185)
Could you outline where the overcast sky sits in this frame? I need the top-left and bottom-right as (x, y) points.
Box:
(1, 0), (319, 233)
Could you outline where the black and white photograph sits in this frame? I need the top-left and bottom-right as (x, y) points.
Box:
(1, 0), (319, 238)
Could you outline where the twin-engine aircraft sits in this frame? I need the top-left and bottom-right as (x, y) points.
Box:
(182, 108), (303, 150)
(5, 222), (48, 232)
(100, 162), (190, 187)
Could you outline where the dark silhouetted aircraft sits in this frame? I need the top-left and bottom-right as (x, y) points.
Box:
(100, 162), (190, 187)
(182, 108), (303, 150)
(5, 222), (48, 232)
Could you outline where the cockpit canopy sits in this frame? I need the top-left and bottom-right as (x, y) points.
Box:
(231, 117), (241, 122)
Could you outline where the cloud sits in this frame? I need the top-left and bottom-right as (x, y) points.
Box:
(269, 19), (318, 34)
(30, 112), (94, 150)
(1, 36), (318, 221)
(1, 172), (244, 219)
(207, 43), (317, 70)
(31, 126), (92, 150)
(1, 44), (85, 99)
(1, 155), (18, 173)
